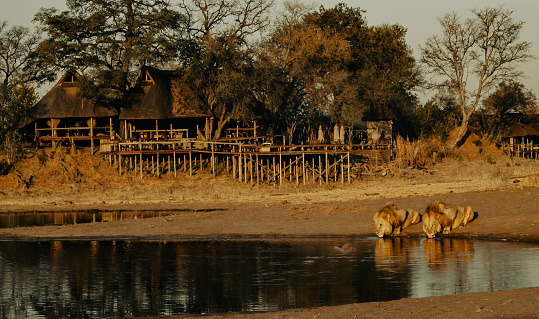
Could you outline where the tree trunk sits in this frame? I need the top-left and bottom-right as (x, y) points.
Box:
(448, 115), (470, 150)
(213, 114), (233, 141)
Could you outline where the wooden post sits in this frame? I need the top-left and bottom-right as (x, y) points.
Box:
(250, 153), (253, 183)
(289, 158), (293, 182)
(296, 156), (299, 186)
(239, 146), (243, 182)
(312, 157), (315, 182)
(173, 145), (177, 177)
(232, 154), (237, 180)
(347, 152), (350, 185)
(211, 143), (215, 177)
(139, 142), (143, 180)
(303, 153), (306, 185)
(155, 119), (159, 140)
(267, 158), (271, 182)
(256, 153), (259, 186)
(319, 155), (322, 185)
(200, 153), (203, 171)
(325, 152), (328, 185)
(90, 117), (94, 155)
(244, 152), (248, 184)
(157, 152), (160, 176)
(51, 118), (56, 149)
(273, 157), (276, 184)
(341, 154), (344, 184)
(279, 151), (282, 186)
(119, 154), (122, 175)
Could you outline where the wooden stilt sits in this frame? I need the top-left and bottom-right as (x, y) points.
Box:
(232, 155), (237, 179)
(244, 152), (247, 184)
(341, 154), (344, 184)
(173, 147), (177, 177)
(303, 153), (306, 185)
(273, 157), (276, 184)
(347, 152), (350, 185)
(319, 155), (322, 185)
(279, 151), (282, 186)
(140, 143), (143, 180)
(239, 147), (243, 182)
(289, 158), (292, 182)
(256, 153), (259, 186)
(249, 153), (253, 184)
(211, 143), (215, 177)
(312, 157), (315, 182)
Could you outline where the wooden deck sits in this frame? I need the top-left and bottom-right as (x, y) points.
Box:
(99, 139), (392, 185)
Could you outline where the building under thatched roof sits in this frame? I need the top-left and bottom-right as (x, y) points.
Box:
(23, 71), (118, 122)
(19, 70), (118, 147)
(118, 66), (209, 140)
(502, 121), (539, 138)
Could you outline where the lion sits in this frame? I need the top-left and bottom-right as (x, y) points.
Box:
(373, 203), (420, 237)
(423, 201), (474, 239)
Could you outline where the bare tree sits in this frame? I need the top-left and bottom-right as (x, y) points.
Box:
(0, 22), (41, 107)
(180, 0), (274, 41)
(179, 0), (274, 140)
(420, 6), (534, 149)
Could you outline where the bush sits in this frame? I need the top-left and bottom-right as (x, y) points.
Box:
(0, 159), (14, 175)
(0, 130), (23, 164)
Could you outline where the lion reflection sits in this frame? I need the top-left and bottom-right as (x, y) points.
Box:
(423, 238), (475, 270)
(374, 237), (419, 272)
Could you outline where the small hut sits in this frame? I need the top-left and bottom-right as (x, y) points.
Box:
(500, 121), (539, 158)
(119, 66), (209, 140)
(19, 70), (118, 150)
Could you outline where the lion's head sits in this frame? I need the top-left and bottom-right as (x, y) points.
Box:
(422, 211), (442, 239)
(374, 204), (397, 238)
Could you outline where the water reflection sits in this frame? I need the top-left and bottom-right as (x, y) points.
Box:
(423, 238), (474, 270)
(0, 238), (538, 318)
(0, 209), (223, 228)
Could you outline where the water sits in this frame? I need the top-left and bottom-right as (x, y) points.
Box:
(0, 209), (222, 228)
(0, 237), (538, 318)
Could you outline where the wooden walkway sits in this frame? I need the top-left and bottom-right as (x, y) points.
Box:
(99, 139), (392, 185)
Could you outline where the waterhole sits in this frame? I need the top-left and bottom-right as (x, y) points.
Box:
(0, 237), (538, 318)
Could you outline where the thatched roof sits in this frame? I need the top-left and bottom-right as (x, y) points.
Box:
(20, 71), (118, 128)
(120, 66), (208, 120)
(502, 122), (539, 138)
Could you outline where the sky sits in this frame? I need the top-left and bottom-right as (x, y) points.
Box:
(2, 0), (538, 103)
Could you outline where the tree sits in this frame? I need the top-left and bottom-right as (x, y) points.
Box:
(33, 0), (184, 102)
(479, 81), (537, 140)
(0, 84), (38, 164)
(178, 0), (274, 140)
(252, 2), (353, 143)
(304, 4), (419, 129)
(415, 91), (459, 141)
(0, 21), (42, 108)
(421, 6), (534, 149)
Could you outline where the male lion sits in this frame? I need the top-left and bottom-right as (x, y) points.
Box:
(423, 201), (474, 239)
(373, 203), (420, 237)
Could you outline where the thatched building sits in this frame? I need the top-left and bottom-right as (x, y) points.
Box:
(119, 66), (209, 140)
(19, 70), (118, 147)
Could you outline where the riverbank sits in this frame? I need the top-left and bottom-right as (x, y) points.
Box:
(1, 151), (539, 318)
